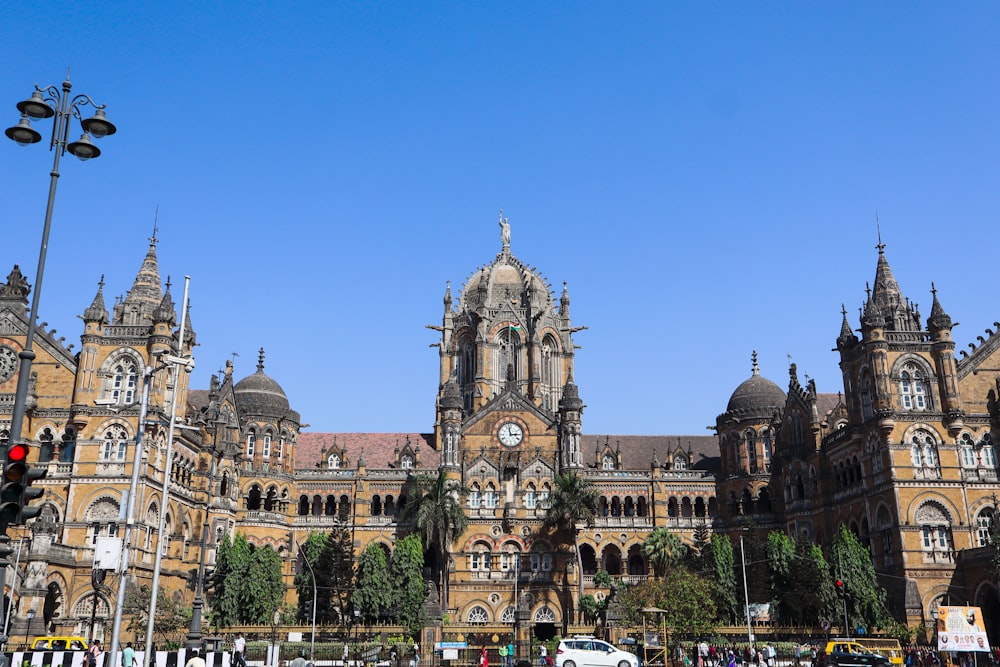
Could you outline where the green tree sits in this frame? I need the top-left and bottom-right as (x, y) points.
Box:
(210, 533), (285, 626)
(830, 525), (890, 632)
(688, 521), (711, 571)
(579, 594), (600, 625)
(320, 522), (355, 623)
(642, 527), (688, 576)
(543, 472), (600, 605)
(401, 470), (468, 609)
(123, 582), (191, 646)
(389, 533), (426, 633)
(704, 533), (740, 623)
(620, 567), (717, 639)
(352, 542), (393, 624)
(765, 530), (796, 622)
(786, 537), (837, 626)
(294, 532), (325, 625)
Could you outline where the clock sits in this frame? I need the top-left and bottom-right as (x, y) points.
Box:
(497, 421), (524, 447)
(0, 345), (17, 384)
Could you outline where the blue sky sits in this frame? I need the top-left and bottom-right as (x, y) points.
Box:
(2, 3), (999, 436)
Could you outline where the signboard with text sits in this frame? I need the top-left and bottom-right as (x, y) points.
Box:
(937, 606), (989, 652)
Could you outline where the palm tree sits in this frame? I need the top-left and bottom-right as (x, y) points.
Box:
(543, 472), (600, 615)
(400, 469), (468, 610)
(642, 526), (688, 576)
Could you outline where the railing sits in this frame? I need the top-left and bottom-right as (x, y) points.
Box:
(244, 510), (287, 522)
(593, 516), (654, 528)
(885, 331), (931, 343)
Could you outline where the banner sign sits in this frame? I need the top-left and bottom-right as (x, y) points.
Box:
(937, 606), (990, 652)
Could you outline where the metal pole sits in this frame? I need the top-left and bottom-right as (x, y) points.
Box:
(296, 541), (317, 663)
(740, 536), (752, 647)
(2, 537), (24, 642)
(108, 365), (153, 666)
(144, 276), (191, 667)
(186, 422), (221, 649)
(837, 552), (850, 639)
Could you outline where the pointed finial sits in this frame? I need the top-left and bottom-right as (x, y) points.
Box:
(165, 275), (172, 291)
(865, 281), (872, 300)
(257, 347), (265, 372)
(99, 274), (105, 290)
(150, 205), (159, 246)
(751, 350), (759, 376)
(931, 281), (937, 298)
(876, 211), (884, 254)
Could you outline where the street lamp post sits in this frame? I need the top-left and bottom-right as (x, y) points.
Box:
(24, 609), (34, 647)
(296, 541), (317, 663)
(3, 73), (115, 638)
(185, 413), (229, 650)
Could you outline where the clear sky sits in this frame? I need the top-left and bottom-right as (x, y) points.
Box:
(2, 3), (998, 437)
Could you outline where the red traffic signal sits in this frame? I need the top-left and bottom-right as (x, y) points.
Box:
(835, 579), (846, 597)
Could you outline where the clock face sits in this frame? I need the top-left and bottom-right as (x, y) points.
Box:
(0, 345), (17, 384)
(497, 421), (524, 447)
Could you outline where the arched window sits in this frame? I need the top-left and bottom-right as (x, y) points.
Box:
(674, 455), (687, 471)
(602, 455), (615, 470)
(960, 433), (977, 468)
(910, 429), (941, 478)
(467, 605), (490, 624)
(524, 484), (537, 509)
(976, 508), (995, 547)
(111, 360), (139, 406)
(500, 606), (516, 623)
(916, 501), (953, 557)
(540, 334), (561, 412)
(38, 428), (55, 463)
(262, 434), (272, 459)
(900, 362), (928, 411)
(372, 495), (382, 516)
(492, 327), (522, 395)
(859, 372), (874, 421)
(246, 429), (256, 457)
(534, 606), (556, 623)
(102, 425), (129, 461)
(400, 454), (413, 469)
(469, 484), (481, 509)
(483, 484), (497, 509)
(457, 333), (476, 411)
(746, 429), (757, 472)
(470, 542), (492, 572)
(982, 434), (997, 468)
(328, 454), (341, 469)
(539, 484), (551, 508)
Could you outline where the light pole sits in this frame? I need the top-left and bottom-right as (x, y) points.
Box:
(2, 73), (115, 636)
(185, 411), (230, 650)
(24, 609), (34, 647)
(143, 276), (194, 667)
(102, 352), (189, 665)
(296, 541), (317, 663)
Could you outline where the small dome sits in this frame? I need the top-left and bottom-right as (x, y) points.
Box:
(726, 352), (785, 414)
(234, 348), (290, 414)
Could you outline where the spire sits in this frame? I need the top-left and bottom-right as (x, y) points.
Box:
(927, 282), (954, 332)
(115, 237), (163, 325)
(870, 241), (903, 313)
(559, 368), (584, 412)
(751, 350), (759, 376)
(560, 281), (570, 317)
(862, 240), (920, 332)
(837, 304), (858, 348)
(83, 275), (109, 323)
(257, 347), (266, 372)
(443, 280), (452, 311)
(153, 276), (176, 323)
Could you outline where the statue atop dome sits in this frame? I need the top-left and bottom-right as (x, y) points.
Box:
(499, 210), (510, 251)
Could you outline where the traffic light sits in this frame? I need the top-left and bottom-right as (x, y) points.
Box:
(19, 463), (47, 523)
(0, 443), (30, 531)
(835, 579), (845, 598)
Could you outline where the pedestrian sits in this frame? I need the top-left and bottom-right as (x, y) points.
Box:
(766, 645), (775, 667)
(291, 649), (309, 667)
(539, 644), (547, 667)
(89, 640), (104, 667)
(234, 633), (247, 667)
(482, 647), (490, 667)
(508, 642), (515, 667)
(185, 649), (206, 667)
(122, 643), (137, 667)
(499, 644), (509, 667)
(344, 643), (350, 667)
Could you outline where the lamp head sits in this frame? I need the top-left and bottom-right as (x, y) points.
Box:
(5, 115), (41, 146)
(81, 108), (116, 139)
(16, 90), (54, 120)
(67, 132), (100, 161)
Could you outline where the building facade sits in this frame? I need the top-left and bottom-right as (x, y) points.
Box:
(1, 222), (998, 642)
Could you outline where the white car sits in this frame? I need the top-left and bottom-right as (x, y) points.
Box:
(555, 637), (639, 667)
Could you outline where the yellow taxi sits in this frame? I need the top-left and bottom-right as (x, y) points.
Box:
(31, 637), (89, 651)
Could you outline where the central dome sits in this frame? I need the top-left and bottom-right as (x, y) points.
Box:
(234, 348), (290, 414)
(726, 354), (785, 415)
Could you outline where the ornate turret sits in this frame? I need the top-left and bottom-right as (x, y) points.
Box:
(0, 265), (30, 310)
(83, 276), (109, 324)
(113, 236), (164, 326)
(559, 371), (584, 470)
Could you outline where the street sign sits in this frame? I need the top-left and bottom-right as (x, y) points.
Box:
(820, 619), (831, 632)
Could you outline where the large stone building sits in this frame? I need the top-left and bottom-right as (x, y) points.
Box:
(1, 221), (999, 643)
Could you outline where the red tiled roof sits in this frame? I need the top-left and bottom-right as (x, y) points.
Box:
(581, 434), (720, 472)
(297, 432), (438, 470)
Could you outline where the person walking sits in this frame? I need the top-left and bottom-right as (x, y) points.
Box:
(291, 649), (309, 667)
(538, 644), (547, 667)
(234, 633), (247, 667)
(184, 649), (206, 667)
(122, 643), (137, 667)
(481, 647), (490, 667)
(89, 640), (105, 667)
